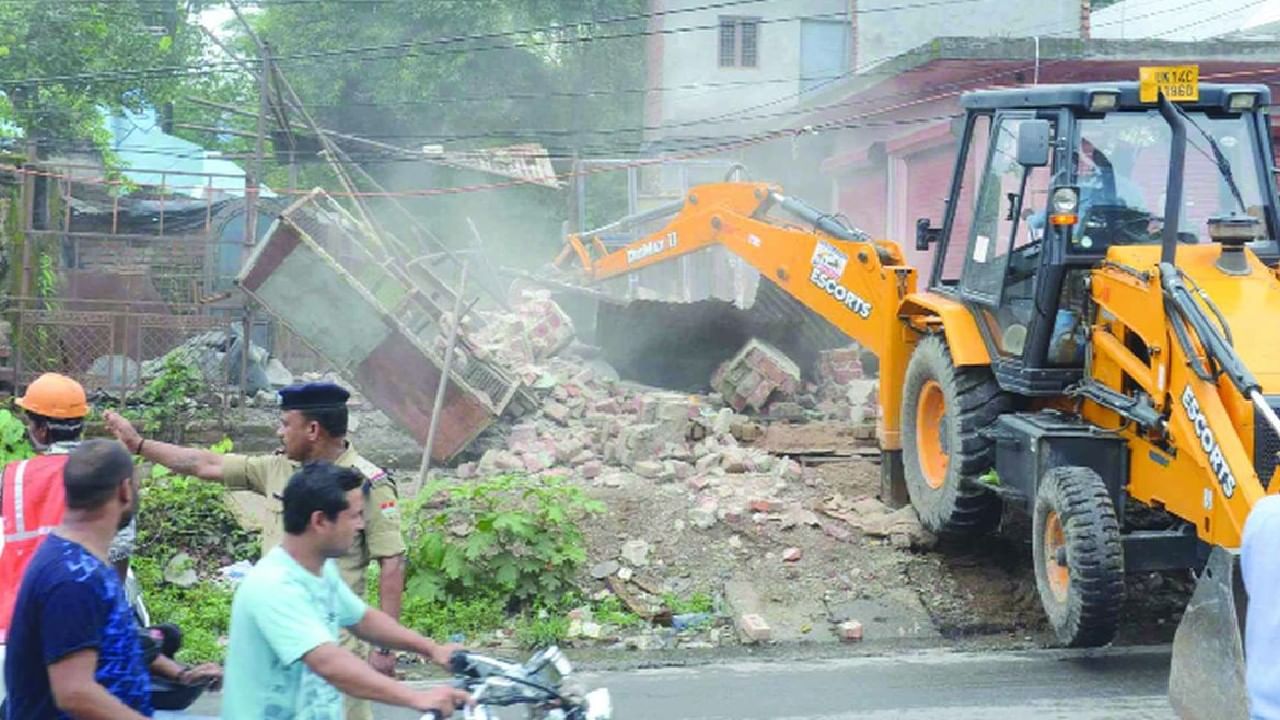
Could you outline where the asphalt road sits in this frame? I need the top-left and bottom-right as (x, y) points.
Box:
(169, 645), (1177, 719)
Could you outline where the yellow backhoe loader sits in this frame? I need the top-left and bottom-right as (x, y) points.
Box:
(553, 72), (1276, 718)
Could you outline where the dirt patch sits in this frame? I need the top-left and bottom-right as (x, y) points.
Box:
(555, 454), (1193, 652)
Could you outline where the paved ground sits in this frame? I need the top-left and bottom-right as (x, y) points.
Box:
(170, 645), (1176, 719)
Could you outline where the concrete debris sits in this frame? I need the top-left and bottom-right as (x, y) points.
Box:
(473, 290), (576, 364)
(620, 539), (651, 567)
(139, 325), (292, 396)
(689, 500), (719, 529)
(591, 560), (621, 580)
(820, 494), (937, 550)
(811, 346), (881, 433)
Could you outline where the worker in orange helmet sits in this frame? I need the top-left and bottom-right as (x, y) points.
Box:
(0, 373), (139, 640)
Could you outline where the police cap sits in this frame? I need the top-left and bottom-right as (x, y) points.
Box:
(278, 381), (351, 411)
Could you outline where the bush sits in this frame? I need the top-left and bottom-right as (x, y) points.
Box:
(404, 474), (604, 609)
(132, 556), (234, 664)
(0, 409), (34, 466)
(365, 569), (506, 644)
(132, 439), (257, 663)
(135, 446), (258, 571)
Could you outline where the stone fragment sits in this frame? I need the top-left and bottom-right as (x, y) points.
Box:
(620, 540), (651, 567)
(690, 500), (719, 529)
(781, 547), (802, 563)
(633, 460), (664, 479)
(695, 453), (722, 474)
(590, 560), (620, 580)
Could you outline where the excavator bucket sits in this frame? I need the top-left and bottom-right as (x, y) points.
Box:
(1168, 546), (1249, 720)
(592, 278), (856, 391)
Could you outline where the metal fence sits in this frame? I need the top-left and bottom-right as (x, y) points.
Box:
(4, 163), (341, 402)
(7, 297), (248, 402)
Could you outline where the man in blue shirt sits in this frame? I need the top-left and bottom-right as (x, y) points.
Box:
(1243, 494), (1280, 718)
(3, 439), (152, 719)
(221, 462), (471, 719)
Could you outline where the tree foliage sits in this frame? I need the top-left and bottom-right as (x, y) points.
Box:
(239, 0), (647, 155)
(0, 1), (205, 148)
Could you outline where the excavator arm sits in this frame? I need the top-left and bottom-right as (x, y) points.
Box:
(554, 181), (954, 449)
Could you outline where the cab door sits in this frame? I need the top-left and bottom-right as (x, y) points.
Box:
(958, 111), (1056, 359)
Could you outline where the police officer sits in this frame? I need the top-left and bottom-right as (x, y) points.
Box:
(104, 381), (406, 720)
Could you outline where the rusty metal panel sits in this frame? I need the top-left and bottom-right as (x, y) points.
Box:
(238, 191), (519, 462)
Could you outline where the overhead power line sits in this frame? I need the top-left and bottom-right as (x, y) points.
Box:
(2, 0), (990, 87)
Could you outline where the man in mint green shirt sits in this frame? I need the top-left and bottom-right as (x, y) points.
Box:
(221, 463), (470, 719)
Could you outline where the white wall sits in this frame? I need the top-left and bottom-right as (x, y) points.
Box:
(650, 0), (850, 142)
(1092, 0), (1280, 41)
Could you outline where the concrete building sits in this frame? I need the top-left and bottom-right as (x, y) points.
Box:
(644, 0), (853, 149)
(643, 0), (1089, 151)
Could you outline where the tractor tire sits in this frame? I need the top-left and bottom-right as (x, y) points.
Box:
(1032, 466), (1125, 648)
(900, 335), (1008, 534)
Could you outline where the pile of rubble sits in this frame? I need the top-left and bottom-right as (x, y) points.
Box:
(446, 291), (928, 552)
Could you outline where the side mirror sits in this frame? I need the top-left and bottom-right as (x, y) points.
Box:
(1017, 119), (1051, 167)
(915, 218), (941, 252)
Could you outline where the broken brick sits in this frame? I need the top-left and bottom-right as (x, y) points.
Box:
(737, 613), (772, 642)
(838, 620), (864, 642)
(543, 401), (571, 426)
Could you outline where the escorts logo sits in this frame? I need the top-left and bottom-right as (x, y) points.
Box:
(1181, 385), (1237, 498)
(809, 267), (872, 319)
(627, 232), (677, 264)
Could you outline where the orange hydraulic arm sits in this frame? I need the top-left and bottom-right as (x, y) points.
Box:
(557, 182), (914, 356)
(555, 181), (942, 449)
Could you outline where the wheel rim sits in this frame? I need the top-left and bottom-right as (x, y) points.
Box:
(1044, 510), (1070, 603)
(916, 380), (949, 490)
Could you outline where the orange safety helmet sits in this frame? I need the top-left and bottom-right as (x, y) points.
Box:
(16, 373), (88, 420)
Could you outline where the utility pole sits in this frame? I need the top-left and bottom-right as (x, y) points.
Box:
(246, 42), (270, 249)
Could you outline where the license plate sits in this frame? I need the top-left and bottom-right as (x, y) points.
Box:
(1140, 65), (1199, 103)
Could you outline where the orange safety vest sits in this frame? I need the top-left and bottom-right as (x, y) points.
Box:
(0, 453), (70, 642)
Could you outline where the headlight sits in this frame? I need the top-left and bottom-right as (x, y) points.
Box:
(1049, 187), (1080, 227)
(1088, 91), (1120, 113)
(1227, 92), (1259, 112)
(1052, 187), (1079, 213)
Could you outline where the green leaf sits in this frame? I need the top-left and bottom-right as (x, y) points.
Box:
(494, 562), (519, 588)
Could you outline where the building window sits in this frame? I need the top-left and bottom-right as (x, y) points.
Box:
(800, 19), (850, 93)
(718, 17), (760, 68)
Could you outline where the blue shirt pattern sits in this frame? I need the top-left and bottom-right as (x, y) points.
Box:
(3, 534), (152, 719)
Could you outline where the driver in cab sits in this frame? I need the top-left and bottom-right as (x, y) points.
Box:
(1027, 130), (1149, 247)
(1073, 133), (1151, 249)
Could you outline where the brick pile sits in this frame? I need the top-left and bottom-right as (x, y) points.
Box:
(711, 339), (802, 413)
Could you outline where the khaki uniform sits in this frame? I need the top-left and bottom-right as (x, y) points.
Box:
(221, 444), (406, 720)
